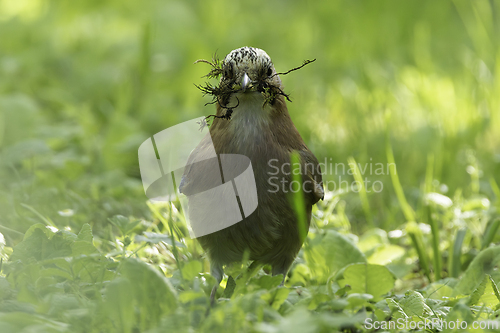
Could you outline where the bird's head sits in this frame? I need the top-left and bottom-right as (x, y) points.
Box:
(196, 46), (312, 123)
(221, 47), (283, 96)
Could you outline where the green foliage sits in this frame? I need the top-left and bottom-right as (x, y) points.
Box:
(303, 230), (366, 284)
(341, 263), (395, 300)
(0, 213), (499, 331)
(453, 246), (500, 296)
(1, 0), (500, 331)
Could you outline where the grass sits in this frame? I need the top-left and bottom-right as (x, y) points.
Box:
(1, 0), (500, 332)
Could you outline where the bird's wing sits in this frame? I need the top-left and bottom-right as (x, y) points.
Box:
(298, 149), (324, 204)
(179, 133), (222, 196)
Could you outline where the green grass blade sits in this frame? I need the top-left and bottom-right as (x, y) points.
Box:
(449, 228), (467, 278)
(427, 206), (442, 281)
(385, 132), (416, 222)
(348, 156), (373, 227)
(482, 218), (500, 249)
(407, 221), (431, 281)
(290, 151), (308, 243)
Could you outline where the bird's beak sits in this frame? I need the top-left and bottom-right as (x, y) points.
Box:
(241, 72), (251, 92)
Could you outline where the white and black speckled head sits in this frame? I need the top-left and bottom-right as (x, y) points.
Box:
(224, 47), (272, 76)
(222, 46), (282, 91)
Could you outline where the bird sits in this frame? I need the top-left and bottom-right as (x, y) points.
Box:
(179, 46), (323, 304)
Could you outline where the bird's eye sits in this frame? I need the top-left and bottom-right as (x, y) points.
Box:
(224, 66), (233, 79)
(267, 67), (273, 77)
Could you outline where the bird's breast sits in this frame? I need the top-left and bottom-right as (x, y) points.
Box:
(225, 93), (273, 153)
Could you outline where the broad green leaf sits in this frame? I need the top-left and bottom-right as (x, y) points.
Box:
(346, 293), (373, 308)
(104, 278), (135, 333)
(77, 223), (94, 243)
(0, 312), (68, 333)
(330, 299), (349, 311)
(10, 228), (72, 262)
(305, 230), (366, 283)
(398, 290), (428, 317)
(386, 298), (407, 321)
(342, 263), (395, 300)
(424, 282), (455, 300)
(469, 276), (488, 306)
(287, 264), (311, 287)
(41, 293), (81, 320)
(71, 254), (113, 283)
(254, 274), (283, 290)
(357, 228), (389, 254)
(22, 223), (54, 241)
(307, 292), (331, 310)
(108, 215), (141, 236)
(0, 277), (12, 300)
(453, 246), (500, 296)
(261, 288), (290, 310)
(45, 258), (71, 274)
(222, 275), (236, 298)
(178, 291), (206, 303)
(446, 303), (474, 325)
(39, 268), (73, 280)
(71, 241), (98, 256)
(373, 301), (389, 321)
(367, 244), (405, 265)
(318, 312), (368, 330)
(0, 299), (35, 314)
(477, 277), (500, 309)
(258, 307), (317, 333)
(180, 260), (201, 281)
(120, 258), (177, 328)
(489, 275), (500, 304)
(335, 284), (351, 297)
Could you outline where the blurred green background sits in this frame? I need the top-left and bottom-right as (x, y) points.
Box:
(0, 0), (499, 238)
(1, 1), (500, 331)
